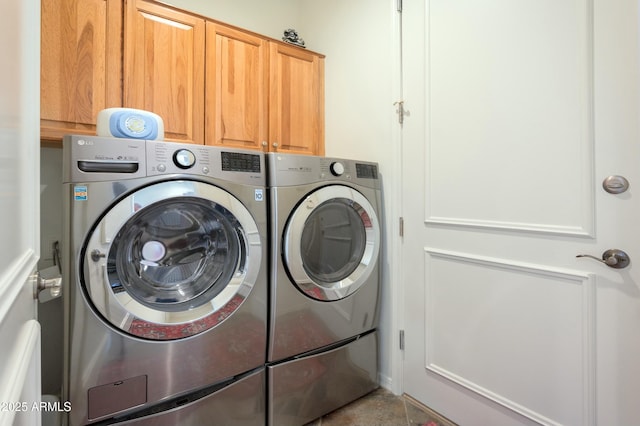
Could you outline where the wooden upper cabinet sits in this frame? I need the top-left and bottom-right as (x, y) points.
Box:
(206, 23), (325, 155)
(124, 0), (205, 144)
(269, 42), (325, 156)
(40, 0), (123, 143)
(205, 22), (268, 150)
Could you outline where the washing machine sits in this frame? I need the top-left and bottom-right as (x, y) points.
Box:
(62, 135), (268, 425)
(266, 153), (382, 425)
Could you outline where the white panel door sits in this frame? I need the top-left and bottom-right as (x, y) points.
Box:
(0, 0), (42, 425)
(402, 0), (640, 425)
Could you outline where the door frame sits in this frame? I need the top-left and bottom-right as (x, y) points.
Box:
(387, 0), (406, 396)
(0, 0), (42, 424)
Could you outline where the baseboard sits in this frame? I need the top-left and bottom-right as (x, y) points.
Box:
(378, 372), (393, 393)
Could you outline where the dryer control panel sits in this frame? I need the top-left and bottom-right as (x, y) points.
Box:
(266, 153), (379, 189)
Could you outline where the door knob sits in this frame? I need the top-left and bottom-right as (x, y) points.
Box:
(602, 175), (630, 194)
(33, 269), (62, 300)
(576, 249), (630, 269)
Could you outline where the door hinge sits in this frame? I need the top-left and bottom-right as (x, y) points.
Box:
(399, 217), (404, 237)
(394, 101), (405, 124)
(399, 330), (405, 350)
(397, 0), (403, 12)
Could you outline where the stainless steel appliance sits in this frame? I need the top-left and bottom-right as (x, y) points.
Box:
(266, 153), (382, 425)
(62, 135), (268, 425)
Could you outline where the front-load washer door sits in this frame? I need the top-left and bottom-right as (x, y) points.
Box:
(283, 185), (380, 301)
(82, 180), (262, 340)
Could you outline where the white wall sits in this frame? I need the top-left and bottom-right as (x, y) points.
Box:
(160, 0), (300, 42)
(298, 0), (401, 391)
(299, 0), (396, 162)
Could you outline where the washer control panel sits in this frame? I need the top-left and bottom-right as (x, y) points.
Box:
(145, 140), (265, 185)
(63, 135), (266, 185)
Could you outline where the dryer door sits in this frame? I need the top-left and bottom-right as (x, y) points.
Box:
(82, 180), (262, 340)
(283, 185), (380, 301)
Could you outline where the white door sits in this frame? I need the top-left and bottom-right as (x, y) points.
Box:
(0, 0), (42, 425)
(402, 0), (639, 425)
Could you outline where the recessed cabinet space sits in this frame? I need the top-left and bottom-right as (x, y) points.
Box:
(40, 0), (123, 144)
(40, 0), (325, 155)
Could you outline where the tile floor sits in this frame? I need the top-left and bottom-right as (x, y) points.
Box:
(304, 387), (457, 426)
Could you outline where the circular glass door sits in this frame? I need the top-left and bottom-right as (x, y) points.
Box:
(283, 185), (380, 301)
(82, 180), (262, 340)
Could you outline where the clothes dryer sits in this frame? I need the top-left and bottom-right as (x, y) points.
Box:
(62, 135), (268, 425)
(266, 153), (382, 426)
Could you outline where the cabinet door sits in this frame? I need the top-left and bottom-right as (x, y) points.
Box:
(269, 43), (325, 156)
(124, 0), (205, 144)
(40, 0), (122, 144)
(206, 22), (268, 150)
